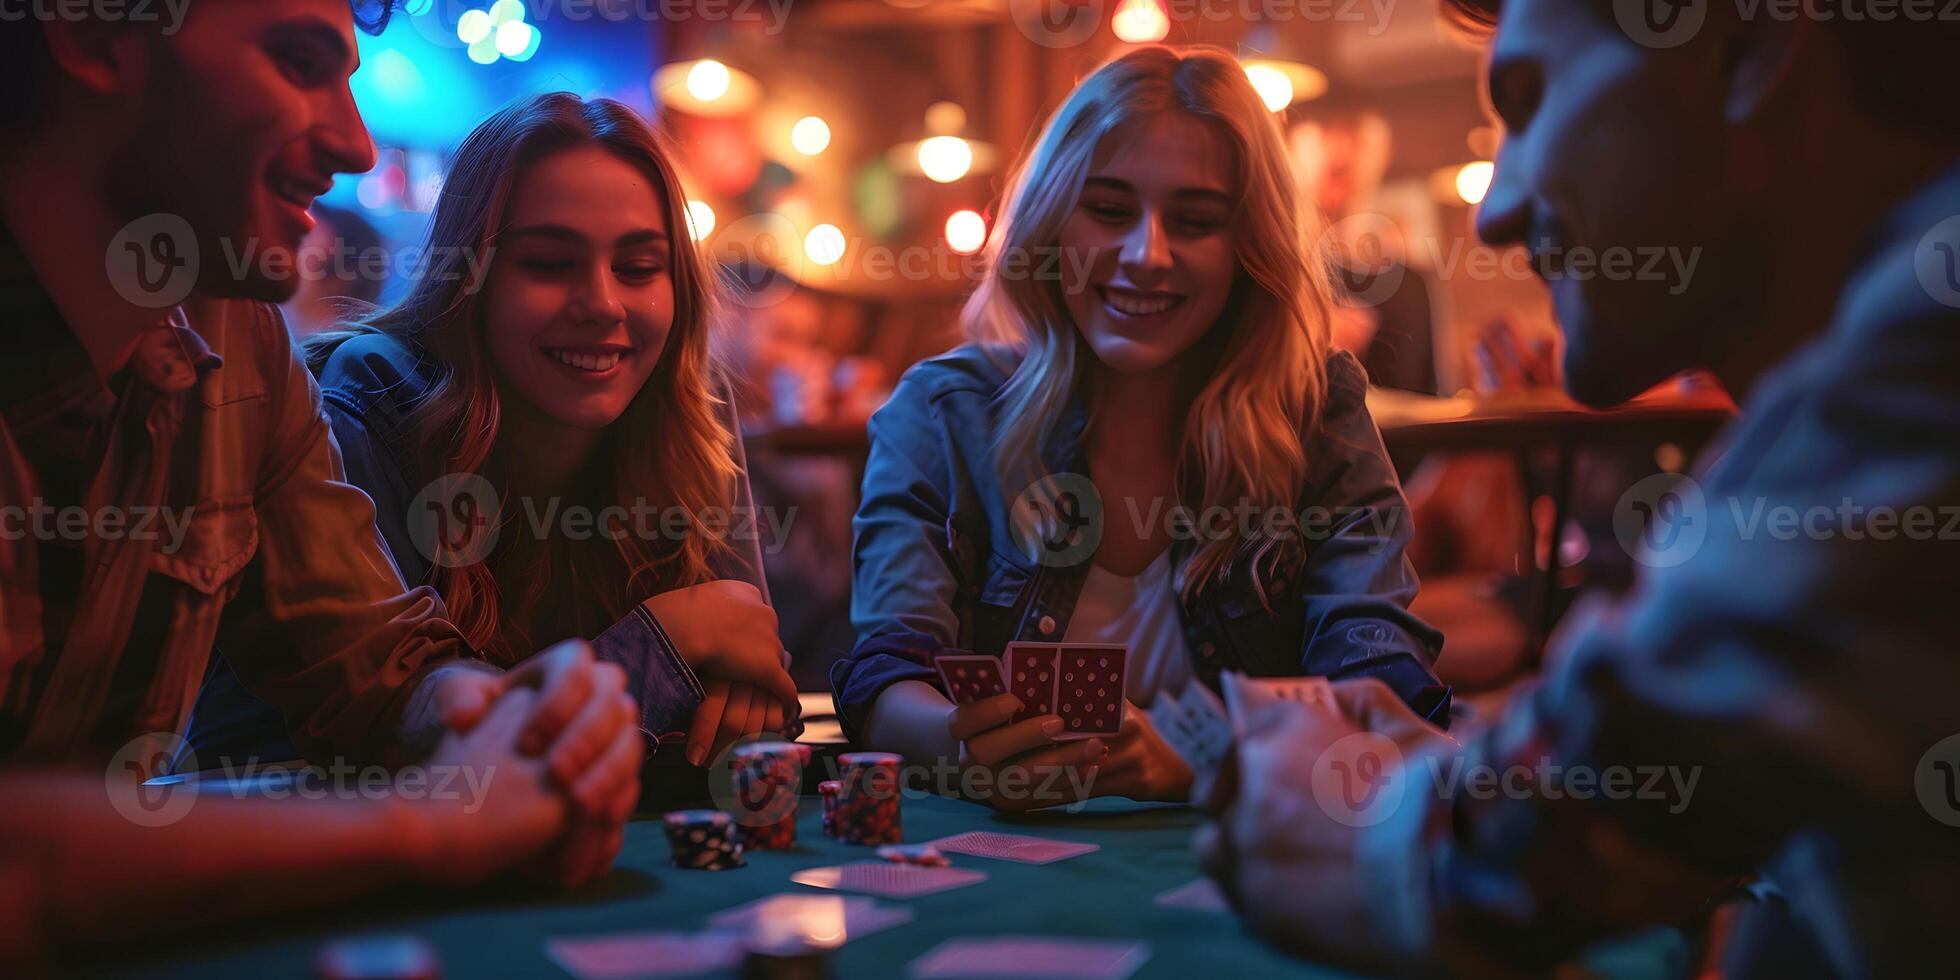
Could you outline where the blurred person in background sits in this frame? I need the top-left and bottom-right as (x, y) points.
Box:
(280, 202), (385, 339)
(1294, 108), (1441, 395)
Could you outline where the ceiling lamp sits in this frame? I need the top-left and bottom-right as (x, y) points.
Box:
(653, 58), (762, 117)
(1238, 59), (1328, 113)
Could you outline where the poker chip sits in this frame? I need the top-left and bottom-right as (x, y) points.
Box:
(313, 934), (441, 979)
(663, 809), (746, 870)
(818, 780), (842, 838)
(730, 741), (809, 850)
(875, 843), (949, 867)
(835, 752), (903, 846)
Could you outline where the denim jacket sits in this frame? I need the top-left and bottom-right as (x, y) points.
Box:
(185, 331), (762, 762)
(830, 344), (1450, 741)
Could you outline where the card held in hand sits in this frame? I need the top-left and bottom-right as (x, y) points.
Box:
(1220, 671), (1335, 737)
(1005, 642), (1062, 721)
(935, 654), (1008, 706)
(1053, 644), (1127, 738)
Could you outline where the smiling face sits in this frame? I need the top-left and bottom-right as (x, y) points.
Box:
(106, 0), (376, 301)
(1475, 0), (1755, 406)
(1057, 111), (1241, 375)
(482, 144), (677, 431)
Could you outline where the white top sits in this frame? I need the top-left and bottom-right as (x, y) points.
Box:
(1062, 551), (1195, 708)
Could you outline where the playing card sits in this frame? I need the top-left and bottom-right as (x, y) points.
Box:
(926, 831), (1099, 864)
(545, 932), (742, 979)
(1220, 671), (1335, 737)
(1053, 644), (1127, 738)
(710, 893), (917, 942)
(789, 863), (989, 899)
(1149, 681), (1233, 796)
(908, 938), (1150, 979)
(935, 654), (1008, 705)
(1005, 643), (1062, 721)
(1153, 878), (1229, 913)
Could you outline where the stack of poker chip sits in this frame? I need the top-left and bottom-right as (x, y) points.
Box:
(730, 741), (810, 850)
(663, 809), (746, 870)
(834, 751), (903, 845)
(818, 780), (841, 838)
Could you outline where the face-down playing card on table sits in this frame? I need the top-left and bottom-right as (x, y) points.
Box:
(935, 653), (1009, 705)
(926, 830), (1099, 864)
(909, 937), (1151, 979)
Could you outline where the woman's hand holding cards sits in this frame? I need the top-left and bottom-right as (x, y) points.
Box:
(946, 693), (1107, 812)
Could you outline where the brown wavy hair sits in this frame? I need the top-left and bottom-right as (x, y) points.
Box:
(313, 93), (737, 661)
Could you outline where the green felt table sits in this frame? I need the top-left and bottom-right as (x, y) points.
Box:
(74, 792), (1690, 978)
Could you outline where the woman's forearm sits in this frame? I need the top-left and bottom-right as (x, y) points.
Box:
(859, 680), (963, 766)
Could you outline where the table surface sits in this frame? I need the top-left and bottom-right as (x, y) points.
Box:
(75, 791), (1690, 978)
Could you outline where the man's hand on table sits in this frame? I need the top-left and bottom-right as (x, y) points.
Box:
(1197, 678), (1459, 974)
(420, 640), (645, 888)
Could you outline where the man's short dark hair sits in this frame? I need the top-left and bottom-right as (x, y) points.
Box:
(1, 1), (397, 132)
(1439, 0), (1960, 140)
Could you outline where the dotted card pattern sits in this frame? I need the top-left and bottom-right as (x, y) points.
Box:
(1055, 645), (1127, 737)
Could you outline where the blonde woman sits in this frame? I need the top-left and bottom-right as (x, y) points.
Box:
(832, 46), (1449, 808)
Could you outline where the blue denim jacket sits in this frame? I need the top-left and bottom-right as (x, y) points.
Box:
(184, 331), (749, 763)
(830, 344), (1450, 740)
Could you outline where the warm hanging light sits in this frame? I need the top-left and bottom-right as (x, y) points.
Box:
(945, 210), (987, 254)
(653, 59), (762, 117)
(1238, 59), (1328, 113)
(1454, 161), (1495, 205)
(790, 116), (831, 156)
(1111, 0), (1169, 43)
(685, 200), (716, 241)
(917, 136), (973, 184)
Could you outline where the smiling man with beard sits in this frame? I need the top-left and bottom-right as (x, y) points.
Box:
(0, 0), (644, 961)
(1201, 1), (1960, 975)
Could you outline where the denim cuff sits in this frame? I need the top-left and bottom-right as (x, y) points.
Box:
(591, 604), (705, 745)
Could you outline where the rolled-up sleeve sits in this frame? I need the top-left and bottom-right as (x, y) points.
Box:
(831, 372), (964, 740)
(213, 320), (469, 765)
(1300, 352), (1451, 723)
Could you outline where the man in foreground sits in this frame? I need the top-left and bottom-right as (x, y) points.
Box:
(1202, 2), (1960, 974)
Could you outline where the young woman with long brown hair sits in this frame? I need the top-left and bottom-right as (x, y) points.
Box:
(188, 92), (797, 774)
(833, 46), (1451, 809)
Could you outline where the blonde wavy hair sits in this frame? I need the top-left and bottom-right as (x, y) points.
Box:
(964, 45), (1335, 599)
(311, 93), (738, 662)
